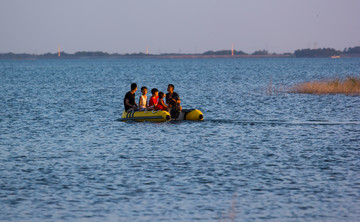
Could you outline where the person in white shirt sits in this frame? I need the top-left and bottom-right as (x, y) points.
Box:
(138, 86), (149, 111)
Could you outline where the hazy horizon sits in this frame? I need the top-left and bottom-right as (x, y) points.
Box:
(1, 0), (359, 54)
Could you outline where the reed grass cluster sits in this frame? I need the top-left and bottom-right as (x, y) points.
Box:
(291, 77), (360, 95)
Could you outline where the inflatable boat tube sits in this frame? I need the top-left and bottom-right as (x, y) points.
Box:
(121, 109), (204, 122)
(121, 110), (171, 122)
(172, 109), (204, 121)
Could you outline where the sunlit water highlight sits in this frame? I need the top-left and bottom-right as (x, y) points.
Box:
(1, 58), (360, 221)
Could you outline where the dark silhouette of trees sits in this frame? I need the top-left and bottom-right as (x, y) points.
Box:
(343, 47), (360, 54)
(294, 48), (340, 57)
(252, 50), (268, 55)
(203, 50), (247, 55)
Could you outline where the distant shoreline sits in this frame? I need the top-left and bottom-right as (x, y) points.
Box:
(1, 47), (360, 60)
(0, 54), (293, 60)
(1, 54), (359, 60)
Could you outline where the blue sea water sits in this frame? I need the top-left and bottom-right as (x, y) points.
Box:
(0, 58), (360, 221)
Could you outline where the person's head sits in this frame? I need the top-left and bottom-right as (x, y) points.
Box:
(158, 91), (165, 99)
(131, 83), (137, 92)
(151, 88), (158, 96)
(167, 84), (174, 93)
(141, 86), (147, 95)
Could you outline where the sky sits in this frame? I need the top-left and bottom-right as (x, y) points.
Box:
(1, 0), (359, 54)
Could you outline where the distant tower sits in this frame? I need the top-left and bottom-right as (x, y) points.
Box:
(58, 46), (61, 57)
(231, 43), (234, 56)
(146, 47), (149, 55)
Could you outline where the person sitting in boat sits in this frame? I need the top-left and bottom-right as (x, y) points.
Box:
(138, 86), (150, 111)
(148, 88), (159, 110)
(155, 92), (169, 111)
(166, 84), (182, 117)
(124, 83), (138, 112)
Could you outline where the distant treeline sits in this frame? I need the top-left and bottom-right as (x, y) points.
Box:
(1, 46), (360, 59)
(203, 50), (247, 55)
(203, 49), (276, 56)
(294, 46), (360, 58)
(0, 51), (151, 60)
(344, 46), (360, 54)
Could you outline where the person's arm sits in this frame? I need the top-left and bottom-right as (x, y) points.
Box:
(174, 93), (180, 103)
(173, 93), (181, 110)
(125, 99), (136, 109)
(138, 96), (142, 108)
(165, 94), (170, 106)
(159, 99), (167, 108)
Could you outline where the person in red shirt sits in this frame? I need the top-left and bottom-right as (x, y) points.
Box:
(148, 88), (158, 110)
(155, 92), (169, 111)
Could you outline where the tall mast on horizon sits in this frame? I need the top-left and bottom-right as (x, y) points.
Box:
(58, 46), (61, 57)
(231, 43), (234, 56)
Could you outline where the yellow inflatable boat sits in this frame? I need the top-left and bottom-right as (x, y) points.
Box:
(121, 109), (204, 122)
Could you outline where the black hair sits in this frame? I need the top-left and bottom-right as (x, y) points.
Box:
(131, 83), (137, 91)
(151, 88), (158, 95)
(141, 86), (147, 91)
(158, 91), (164, 98)
(168, 84), (174, 89)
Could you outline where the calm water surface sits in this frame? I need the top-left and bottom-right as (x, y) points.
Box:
(1, 58), (360, 221)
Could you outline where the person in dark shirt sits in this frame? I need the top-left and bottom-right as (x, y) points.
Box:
(166, 84), (182, 118)
(124, 83), (138, 112)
